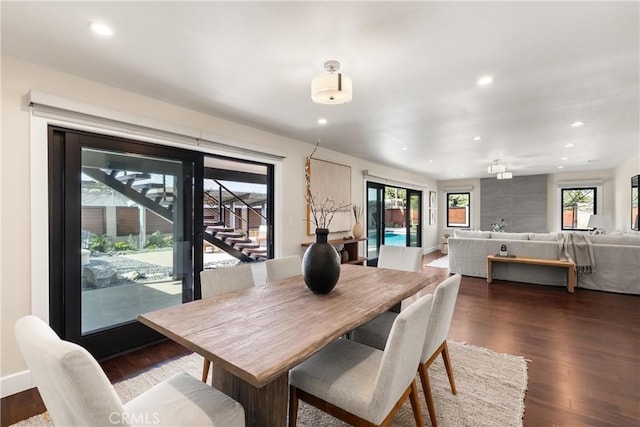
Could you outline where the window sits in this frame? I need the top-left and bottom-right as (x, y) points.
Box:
(561, 187), (597, 231)
(447, 192), (470, 228)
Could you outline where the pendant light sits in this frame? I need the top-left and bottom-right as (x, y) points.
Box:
(311, 60), (353, 105)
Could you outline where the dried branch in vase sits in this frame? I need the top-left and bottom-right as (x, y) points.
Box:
(352, 204), (363, 223)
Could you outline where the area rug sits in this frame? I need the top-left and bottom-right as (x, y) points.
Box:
(425, 255), (449, 269)
(11, 340), (527, 427)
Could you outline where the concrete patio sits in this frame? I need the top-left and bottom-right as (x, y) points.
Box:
(82, 249), (267, 334)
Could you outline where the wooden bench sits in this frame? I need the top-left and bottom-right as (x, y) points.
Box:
(487, 255), (576, 294)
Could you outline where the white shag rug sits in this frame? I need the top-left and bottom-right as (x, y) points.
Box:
(425, 255), (449, 269)
(12, 340), (527, 427)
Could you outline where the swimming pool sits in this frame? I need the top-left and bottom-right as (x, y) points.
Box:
(383, 232), (407, 246)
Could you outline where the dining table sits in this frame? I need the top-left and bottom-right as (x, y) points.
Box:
(138, 263), (439, 426)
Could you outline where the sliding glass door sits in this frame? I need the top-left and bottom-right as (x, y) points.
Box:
(366, 182), (422, 265)
(49, 126), (202, 358)
(367, 183), (385, 264)
(408, 189), (422, 247)
(200, 156), (274, 294)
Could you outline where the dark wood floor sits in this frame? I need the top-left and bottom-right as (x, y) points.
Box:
(2, 252), (639, 426)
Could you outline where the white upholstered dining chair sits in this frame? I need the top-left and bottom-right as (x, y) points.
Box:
(377, 245), (424, 272)
(288, 292), (434, 427)
(15, 315), (245, 427)
(199, 263), (255, 382)
(377, 245), (424, 311)
(264, 255), (302, 283)
(351, 274), (462, 427)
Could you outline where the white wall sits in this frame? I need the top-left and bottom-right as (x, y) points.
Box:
(614, 154), (640, 233)
(548, 169), (615, 232)
(0, 55), (438, 385)
(437, 178), (481, 237)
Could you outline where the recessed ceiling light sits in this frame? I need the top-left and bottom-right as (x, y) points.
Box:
(565, 143), (574, 148)
(472, 136), (482, 141)
(571, 121), (585, 127)
(401, 147), (408, 151)
(89, 21), (114, 37)
(561, 157), (568, 161)
(477, 75), (494, 86)
(558, 165), (564, 169)
(317, 117), (327, 125)
(428, 160), (434, 163)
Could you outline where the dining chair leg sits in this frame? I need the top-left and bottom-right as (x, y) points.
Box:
(441, 341), (457, 394)
(418, 362), (438, 427)
(201, 358), (211, 383)
(289, 385), (299, 427)
(408, 379), (425, 427)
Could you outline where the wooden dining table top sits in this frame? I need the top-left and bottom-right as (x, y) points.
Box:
(138, 264), (439, 388)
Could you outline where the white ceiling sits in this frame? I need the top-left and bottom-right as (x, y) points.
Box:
(2, 1), (638, 180)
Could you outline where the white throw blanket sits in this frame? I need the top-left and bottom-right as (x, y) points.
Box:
(559, 233), (595, 274)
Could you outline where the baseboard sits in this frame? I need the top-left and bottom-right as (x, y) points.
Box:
(424, 245), (441, 254)
(1, 369), (33, 398)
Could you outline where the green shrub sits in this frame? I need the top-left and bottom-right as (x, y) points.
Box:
(126, 234), (139, 250)
(145, 231), (173, 249)
(89, 234), (112, 253)
(113, 241), (134, 251)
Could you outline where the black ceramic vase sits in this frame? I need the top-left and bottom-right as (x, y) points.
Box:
(302, 228), (341, 294)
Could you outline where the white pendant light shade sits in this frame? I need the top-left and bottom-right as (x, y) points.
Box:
(488, 163), (506, 174)
(497, 172), (513, 180)
(311, 60), (352, 105)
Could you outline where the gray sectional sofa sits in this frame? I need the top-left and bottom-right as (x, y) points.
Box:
(448, 230), (640, 295)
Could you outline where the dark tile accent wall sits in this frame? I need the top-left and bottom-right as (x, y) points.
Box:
(481, 174), (548, 232)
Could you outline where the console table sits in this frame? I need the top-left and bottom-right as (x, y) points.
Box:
(487, 255), (576, 294)
(301, 237), (367, 265)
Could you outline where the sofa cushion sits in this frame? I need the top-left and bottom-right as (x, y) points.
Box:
(528, 233), (558, 241)
(454, 230), (491, 239)
(490, 232), (529, 240)
(588, 234), (640, 246)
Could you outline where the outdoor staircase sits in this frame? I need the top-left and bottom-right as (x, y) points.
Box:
(82, 168), (175, 222)
(202, 190), (268, 262)
(83, 167), (267, 263)
(204, 224), (267, 262)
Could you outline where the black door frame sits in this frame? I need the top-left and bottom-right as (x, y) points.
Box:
(366, 182), (385, 266)
(196, 159), (274, 299)
(48, 126), (203, 358)
(366, 181), (423, 266)
(407, 189), (422, 247)
(203, 159), (274, 260)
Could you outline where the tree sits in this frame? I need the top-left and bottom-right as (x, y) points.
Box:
(384, 187), (406, 208)
(562, 189), (594, 229)
(562, 189), (593, 209)
(448, 194), (468, 207)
